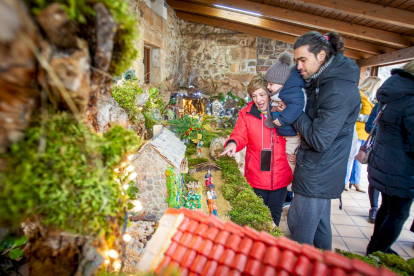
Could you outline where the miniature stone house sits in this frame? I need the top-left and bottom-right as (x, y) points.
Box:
(132, 128), (186, 218)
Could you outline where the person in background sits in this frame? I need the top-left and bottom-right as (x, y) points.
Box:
(285, 31), (361, 250)
(346, 76), (382, 193)
(366, 60), (414, 255)
(220, 75), (293, 227)
(365, 103), (379, 223)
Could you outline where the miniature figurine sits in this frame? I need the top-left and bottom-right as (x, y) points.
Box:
(180, 157), (188, 174)
(197, 140), (203, 158)
(204, 170), (212, 187)
(208, 184), (218, 199)
(207, 186), (218, 217)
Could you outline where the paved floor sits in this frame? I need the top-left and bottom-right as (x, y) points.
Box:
(279, 164), (414, 258)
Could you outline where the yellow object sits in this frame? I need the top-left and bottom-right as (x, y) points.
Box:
(197, 133), (202, 140)
(356, 91), (374, 141)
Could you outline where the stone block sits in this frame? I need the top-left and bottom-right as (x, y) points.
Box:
(153, 13), (163, 33)
(224, 73), (255, 83)
(230, 48), (240, 61)
(258, 55), (268, 59)
(240, 47), (256, 60)
(264, 44), (275, 51)
(256, 66), (270, 72)
(257, 59), (265, 66)
(265, 60), (275, 66)
(230, 63), (240, 73)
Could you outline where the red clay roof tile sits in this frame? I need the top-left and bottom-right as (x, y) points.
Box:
(207, 214), (225, 230)
(349, 272), (364, 276)
(198, 239), (214, 256)
(190, 255), (208, 275)
(352, 258), (378, 276)
(165, 208), (180, 215)
(209, 244), (225, 262)
(226, 234), (242, 251)
(324, 251), (353, 271)
(202, 260), (219, 276)
(186, 220), (200, 234)
(293, 255), (311, 276)
(154, 256), (171, 275)
(180, 232), (194, 246)
(179, 208), (193, 218)
(229, 270), (242, 276)
(259, 231), (278, 246)
(301, 244), (324, 262)
(244, 259), (261, 276)
(311, 261), (329, 276)
(215, 231), (230, 246)
(277, 237), (302, 254)
(249, 241), (266, 261)
(230, 253), (248, 272)
(243, 226), (260, 241)
(223, 221), (243, 236)
(178, 218), (190, 232)
(276, 269), (290, 276)
(171, 245), (188, 263)
(181, 249), (197, 269)
(330, 267), (347, 276)
(215, 265), (231, 276)
(263, 246), (281, 267)
(188, 235), (204, 251)
(180, 268), (189, 276)
(219, 248), (236, 266)
(195, 223), (209, 237)
(171, 230), (183, 243)
(237, 237), (254, 255)
(164, 241), (179, 257)
(164, 261), (180, 275)
(261, 265), (277, 276)
(277, 250), (296, 273)
(188, 209), (208, 222)
(203, 227), (220, 241)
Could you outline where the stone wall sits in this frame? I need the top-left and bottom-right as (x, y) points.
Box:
(128, 0), (181, 85)
(178, 21), (256, 98)
(133, 145), (171, 218)
(256, 37), (294, 75)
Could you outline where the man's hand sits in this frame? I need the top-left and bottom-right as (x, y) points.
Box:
(273, 118), (282, 126)
(220, 143), (237, 157)
(275, 101), (286, 112)
(286, 154), (296, 165)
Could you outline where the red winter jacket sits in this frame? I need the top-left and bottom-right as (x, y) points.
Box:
(224, 102), (292, 190)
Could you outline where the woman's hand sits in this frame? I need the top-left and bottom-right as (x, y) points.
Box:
(273, 118), (282, 126)
(286, 154), (296, 165)
(275, 101), (286, 112)
(220, 143), (236, 157)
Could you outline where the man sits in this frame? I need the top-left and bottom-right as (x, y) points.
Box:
(285, 31), (361, 250)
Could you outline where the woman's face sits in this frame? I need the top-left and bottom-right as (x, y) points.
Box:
(251, 88), (269, 112)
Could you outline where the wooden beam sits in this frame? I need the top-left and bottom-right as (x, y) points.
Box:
(176, 11), (373, 60)
(356, 46), (414, 67)
(188, 0), (405, 49)
(284, 0), (414, 29)
(168, 0), (390, 55)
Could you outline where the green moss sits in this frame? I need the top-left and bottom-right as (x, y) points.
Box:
(215, 156), (280, 236)
(0, 113), (140, 237)
(188, 157), (209, 166)
(185, 143), (197, 157)
(111, 80), (143, 121)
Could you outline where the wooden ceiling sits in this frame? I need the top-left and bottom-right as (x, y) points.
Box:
(166, 0), (414, 67)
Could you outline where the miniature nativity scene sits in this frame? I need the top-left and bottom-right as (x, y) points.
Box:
(0, 0), (413, 275)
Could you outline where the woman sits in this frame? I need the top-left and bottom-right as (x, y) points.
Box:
(221, 75), (293, 226)
(347, 76), (382, 192)
(366, 60), (414, 255)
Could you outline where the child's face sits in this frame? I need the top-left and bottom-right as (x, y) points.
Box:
(267, 82), (283, 93)
(251, 88), (269, 112)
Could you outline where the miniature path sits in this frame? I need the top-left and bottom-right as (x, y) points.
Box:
(191, 147), (232, 222)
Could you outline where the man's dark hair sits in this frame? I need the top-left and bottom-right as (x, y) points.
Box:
(293, 31), (345, 60)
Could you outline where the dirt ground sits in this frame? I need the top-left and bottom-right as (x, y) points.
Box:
(191, 147), (232, 222)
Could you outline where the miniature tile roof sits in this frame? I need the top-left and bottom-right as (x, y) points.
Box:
(144, 127), (186, 169)
(137, 208), (397, 276)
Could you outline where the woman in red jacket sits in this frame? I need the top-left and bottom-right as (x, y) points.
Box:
(221, 75), (293, 226)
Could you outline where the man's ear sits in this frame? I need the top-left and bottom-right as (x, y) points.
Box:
(317, 50), (326, 63)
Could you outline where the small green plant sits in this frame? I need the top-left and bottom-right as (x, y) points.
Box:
(0, 234), (28, 274)
(188, 157), (209, 166)
(111, 80), (143, 121)
(165, 166), (181, 208)
(169, 115), (204, 141)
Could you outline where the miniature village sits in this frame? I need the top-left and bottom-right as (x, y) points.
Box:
(1, 0), (414, 275)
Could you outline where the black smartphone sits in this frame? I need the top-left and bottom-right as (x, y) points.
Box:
(260, 150), (271, 171)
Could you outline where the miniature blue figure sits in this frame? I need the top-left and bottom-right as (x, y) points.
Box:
(204, 169), (212, 187)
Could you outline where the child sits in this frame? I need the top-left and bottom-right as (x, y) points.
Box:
(264, 52), (306, 172)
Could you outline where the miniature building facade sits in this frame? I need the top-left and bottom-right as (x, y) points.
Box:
(132, 128), (186, 218)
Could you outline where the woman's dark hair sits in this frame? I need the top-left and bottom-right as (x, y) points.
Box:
(293, 31), (345, 60)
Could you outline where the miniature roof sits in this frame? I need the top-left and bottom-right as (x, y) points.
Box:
(137, 208), (396, 276)
(143, 127), (186, 169)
